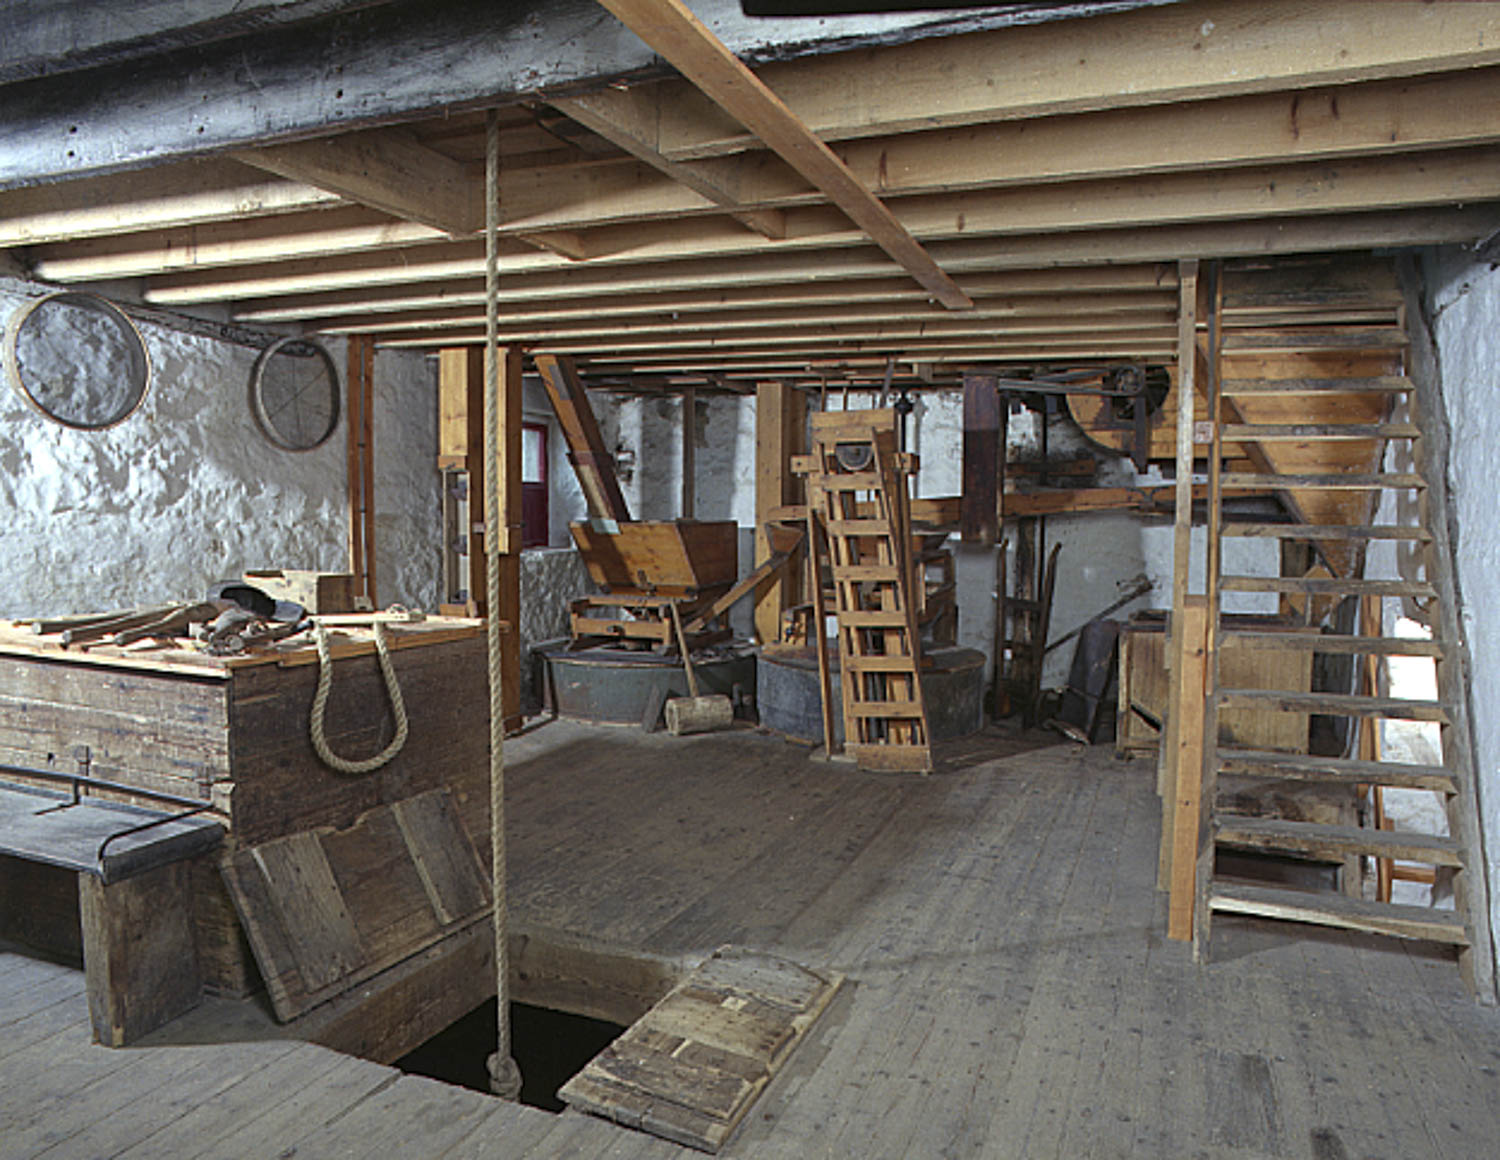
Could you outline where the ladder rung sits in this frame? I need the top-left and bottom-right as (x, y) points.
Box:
(1219, 630), (1446, 657)
(1219, 576), (1436, 598)
(845, 743), (933, 773)
(1219, 423), (1421, 441)
(1216, 816), (1462, 864)
(830, 565), (902, 583)
(823, 518), (891, 536)
(1215, 689), (1451, 722)
(1220, 473), (1425, 491)
(1220, 376), (1413, 395)
(1216, 748), (1457, 792)
(1220, 523), (1431, 542)
(837, 610), (912, 628)
(847, 701), (926, 718)
(843, 655), (921, 672)
(807, 471), (884, 491)
(1208, 882), (1468, 945)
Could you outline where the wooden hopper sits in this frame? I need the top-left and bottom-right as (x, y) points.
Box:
(569, 519), (738, 597)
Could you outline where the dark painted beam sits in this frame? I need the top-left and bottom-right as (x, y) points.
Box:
(0, 0), (1175, 190)
(0, 0), (395, 85)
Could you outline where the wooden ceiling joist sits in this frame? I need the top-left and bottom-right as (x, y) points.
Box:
(637, 0), (1500, 160)
(0, 160), (343, 248)
(234, 127), (482, 236)
(313, 290), (1177, 339)
(125, 154), (1500, 307)
(550, 88), (788, 239)
(234, 264), (1178, 325)
(594, 0), (972, 310)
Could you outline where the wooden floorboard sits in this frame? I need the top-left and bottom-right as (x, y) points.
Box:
(2, 721), (1498, 1157)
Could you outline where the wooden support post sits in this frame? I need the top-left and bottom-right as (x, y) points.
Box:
(806, 511), (837, 756)
(1158, 260), (1200, 888)
(1167, 596), (1209, 942)
(960, 372), (999, 545)
(681, 385), (696, 519)
(439, 347), (486, 615)
(754, 380), (803, 646)
(346, 334), (377, 608)
(79, 862), (202, 1046)
(494, 346), (524, 733)
(534, 353), (631, 524)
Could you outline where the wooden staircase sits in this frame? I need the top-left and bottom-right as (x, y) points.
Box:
(1189, 261), (1494, 994)
(800, 409), (933, 773)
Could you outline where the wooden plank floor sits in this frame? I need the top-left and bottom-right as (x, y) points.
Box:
(5, 719), (1500, 1157)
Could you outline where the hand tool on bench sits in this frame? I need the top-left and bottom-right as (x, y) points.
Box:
(664, 602), (733, 736)
(108, 601), (224, 647)
(24, 604), (179, 636)
(60, 604), (198, 646)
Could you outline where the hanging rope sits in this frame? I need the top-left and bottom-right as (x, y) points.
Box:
(482, 105), (523, 1103)
(308, 620), (409, 774)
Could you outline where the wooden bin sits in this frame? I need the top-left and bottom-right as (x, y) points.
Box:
(569, 519), (737, 597)
(0, 619), (491, 999)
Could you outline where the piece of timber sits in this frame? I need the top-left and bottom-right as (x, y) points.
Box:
(1220, 376), (1412, 394)
(1220, 472), (1424, 491)
(1219, 576), (1436, 598)
(1219, 630), (1445, 657)
(594, 0), (971, 310)
(1216, 689), (1451, 721)
(1219, 423), (1421, 441)
(80, 861), (203, 1046)
(534, 354), (632, 523)
(1215, 816), (1463, 866)
(1216, 748), (1456, 793)
(1208, 882), (1468, 945)
(1221, 523), (1431, 541)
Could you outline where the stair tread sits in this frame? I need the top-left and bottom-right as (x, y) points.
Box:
(1215, 815), (1463, 863)
(1216, 747), (1457, 791)
(1209, 882), (1468, 945)
(1215, 689), (1451, 721)
(1220, 472), (1426, 490)
(1221, 524), (1431, 541)
(1219, 576), (1435, 597)
(1220, 423), (1421, 440)
(1219, 630), (1446, 657)
(1220, 376), (1413, 394)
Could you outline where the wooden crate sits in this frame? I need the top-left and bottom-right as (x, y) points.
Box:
(1118, 614), (1312, 756)
(0, 619), (490, 997)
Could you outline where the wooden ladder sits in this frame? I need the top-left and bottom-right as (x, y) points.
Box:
(800, 408), (933, 773)
(1190, 264), (1495, 995)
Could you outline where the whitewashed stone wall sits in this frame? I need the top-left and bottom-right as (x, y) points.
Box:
(0, 278), (440, 618)
(1425, 248), (1500, 953)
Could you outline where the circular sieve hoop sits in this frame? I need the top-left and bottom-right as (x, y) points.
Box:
(4, 291), (152, 431)
(250, 335), (341, 452)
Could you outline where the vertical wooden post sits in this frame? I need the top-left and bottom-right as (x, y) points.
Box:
(681, 385), (696, 519)
(754, 380), (803, 646)
(1167, 596), (1209, 942)
(80, 863), (202, 1046)
(495, 346), (524, 733)
(1158, 260), (1200, 887)
(439, 347), (486, 615)
(960, 372), (999, 545)
(346, 334), (377, 607)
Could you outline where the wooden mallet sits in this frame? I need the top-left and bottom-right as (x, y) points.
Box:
(664, 601), (733, 736)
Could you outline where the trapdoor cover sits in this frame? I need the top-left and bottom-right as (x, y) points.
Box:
(560, 945), (843, 1153)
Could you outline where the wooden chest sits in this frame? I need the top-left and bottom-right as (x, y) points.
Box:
(0, 619), (491, 997)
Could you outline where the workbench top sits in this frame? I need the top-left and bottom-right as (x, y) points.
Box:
(0, 616), (485, 679)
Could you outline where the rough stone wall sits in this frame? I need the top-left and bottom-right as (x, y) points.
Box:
(0, 278), (439, 618)
(1425, 248), (1500, 943)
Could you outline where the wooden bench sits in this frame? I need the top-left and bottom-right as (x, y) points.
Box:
(0, 777), (224, 1045)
